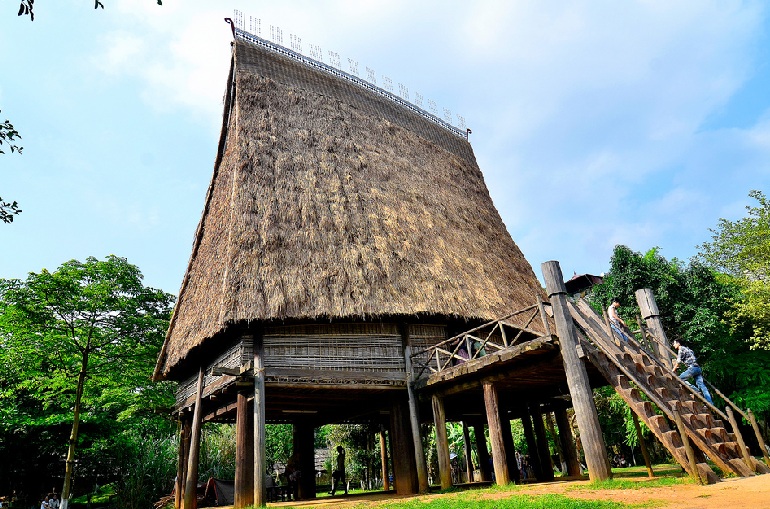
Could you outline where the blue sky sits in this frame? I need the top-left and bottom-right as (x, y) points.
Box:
(2, 0), (770, 296)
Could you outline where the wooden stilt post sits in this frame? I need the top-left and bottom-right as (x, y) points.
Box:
(499, 411), (519, 483)
(747, 409), (770, 466)
(402, 325), (430, 493)
(432, 394), (453, 489)
(531, 407), (554, 481)
(390, 399), (419, 494)
(545, 412), (564, 475)
(461, 421), (474, 483)
(635, 289), (672, 368)
(483, 381), (510, 485)
(473, 422), (492, 482)
(631, 413), (654, 478)
(175, 417), (189, 509)
(542, 260), (612, 481)
(521, 414), (543, 480)
(234, 389), (254, 508)
(253, 334), (267, 507)
(380, 426), (390, 491)
(554, 407), (581, 477)
(183, 368), (204, 509)
(295, 422), (316, 500)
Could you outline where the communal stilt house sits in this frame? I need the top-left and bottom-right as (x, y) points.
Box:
(155, 18), (769, 509)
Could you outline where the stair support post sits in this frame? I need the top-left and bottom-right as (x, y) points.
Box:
(542, 260), (612, 481)
(673, 408), (702, 484)
(631, 413), (654, 478)
(483, 381), (511, 485)
(748, 409), (770, 467)
(726, 406), (755, 471)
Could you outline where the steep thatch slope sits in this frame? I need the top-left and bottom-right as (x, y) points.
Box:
(154, 39), (544, 380)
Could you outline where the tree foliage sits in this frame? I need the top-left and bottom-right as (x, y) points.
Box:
(17, 0), (163, 21)
(699, 190), (770, 350)
(0, 256), (175, 504)
(1, 110), (23, 223)
(587, 245), (770, 441)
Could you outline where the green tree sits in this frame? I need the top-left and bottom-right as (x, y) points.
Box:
(588, 245), (770, 445)
(1, 110), (23, 223)
(16, 1), (163, 21)
(0, 256), (175, 509)
(699, 190), (770, 350)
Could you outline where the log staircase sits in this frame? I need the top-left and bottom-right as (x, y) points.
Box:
(568, 298), (770, 483)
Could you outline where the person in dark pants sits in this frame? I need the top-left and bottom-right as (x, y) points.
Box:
(672, 339), (713, 404)
(330, 446), (347, 495)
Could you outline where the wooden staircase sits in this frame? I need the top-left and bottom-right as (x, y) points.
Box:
(568, 298), (770, 483)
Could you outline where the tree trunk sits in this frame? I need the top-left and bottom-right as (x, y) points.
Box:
(60, 349), (89, 509)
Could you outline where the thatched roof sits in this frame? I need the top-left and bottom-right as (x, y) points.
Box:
(154, 38), (544, 380)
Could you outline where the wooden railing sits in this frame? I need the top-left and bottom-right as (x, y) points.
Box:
(409, 301), (551, 380)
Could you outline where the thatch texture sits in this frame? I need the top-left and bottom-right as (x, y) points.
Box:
(154, 39), (544, 380)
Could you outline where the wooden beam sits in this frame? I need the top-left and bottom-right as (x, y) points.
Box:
(390, 399), (418, 494)
(432, 394), (453, 489)
(183, 368), (204, 509)
(542, 260), (611, 481)
(483, 381), (510, 485)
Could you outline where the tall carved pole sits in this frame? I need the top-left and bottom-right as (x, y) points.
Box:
(542, 261), (611, 481)
(635, 289), (671, 368)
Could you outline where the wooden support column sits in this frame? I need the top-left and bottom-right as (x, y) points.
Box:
(380, 426), (390, 491)
(542, 260), (612, 481)
(294, 422), (316, 500)
(531, 408), (554, 481)
(401, 326), (430, 493)
(748, 409), (770, 466)
(183, 368), (204, 509)
(554, 407), (581, 477)
(521, 414), (543, 480)
(631, 413), (654, 478)
(473, 422), (492, 482)
(726, 407), (754, 470)
(234, 390), (254, 508)
(635, 289), (671, 368)
(673, 409), (702, 484)
(175, 417), (191, 509)
(500, 412), (519, 483)
(253, 334), (267, 507)
(545, 412), (564, 474)
(390, 399), (419, 494)
(483, 381), (510, 485)
(432, 394), (453, 489)
(461, 421), (474, 483)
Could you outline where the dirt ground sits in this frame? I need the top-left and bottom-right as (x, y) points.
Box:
(268, 473), (770, 509)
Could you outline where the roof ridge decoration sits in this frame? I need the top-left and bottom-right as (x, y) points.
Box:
(229, 10), (470, 140)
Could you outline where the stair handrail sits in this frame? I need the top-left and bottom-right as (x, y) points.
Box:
(573, 299), (728, 422)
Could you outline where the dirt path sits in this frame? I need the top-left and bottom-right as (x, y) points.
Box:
(270, 474), (770, 508)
